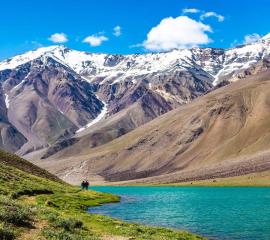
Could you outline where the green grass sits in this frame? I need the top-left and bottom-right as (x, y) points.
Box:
(0, 150), (206, 240)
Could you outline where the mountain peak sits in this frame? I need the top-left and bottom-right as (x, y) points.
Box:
(0, 45), (70, 71)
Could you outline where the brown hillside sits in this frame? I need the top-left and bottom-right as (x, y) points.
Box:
(36, 71), (270, 184)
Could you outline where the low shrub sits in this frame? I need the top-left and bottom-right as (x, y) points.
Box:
(42, 229), (98, 240)
(56, 218), (83, 231)
(44, 212), (84, 232)
(0, 223), (15, 240)
(0, 197), (34, 227)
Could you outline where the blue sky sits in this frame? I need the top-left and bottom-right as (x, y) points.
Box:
(0, 0), (269, 60)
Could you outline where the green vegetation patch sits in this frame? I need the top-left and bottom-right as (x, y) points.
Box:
(0, 150), (206, 240)
(0, 196), (35, 227)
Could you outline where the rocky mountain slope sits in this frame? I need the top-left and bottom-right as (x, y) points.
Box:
(0, 55), (103, 155)
(0, 34), (270, 157)
(39, 70), (270, 184)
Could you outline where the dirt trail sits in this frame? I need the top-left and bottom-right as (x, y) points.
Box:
(18, 220), (47, 240)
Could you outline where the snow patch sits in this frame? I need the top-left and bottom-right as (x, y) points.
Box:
(4, 94), (9, 108)
(81, 76), (92, 83)
(76, 97), (107, 133)
(13, 79), (26, 90)
(213, 68), (223, 86)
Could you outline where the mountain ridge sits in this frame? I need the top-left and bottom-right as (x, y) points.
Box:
(2, 32), (270, 86)
(1, 35), (270, 164)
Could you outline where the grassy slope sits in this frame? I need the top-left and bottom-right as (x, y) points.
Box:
(0, 150), (61, 183)
(0, 150), (205, 240)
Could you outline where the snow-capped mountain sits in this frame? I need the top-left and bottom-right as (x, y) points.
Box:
(0, 54), (103, 155)
(1, 34), (270, 85)
(0, 34), (270, 156)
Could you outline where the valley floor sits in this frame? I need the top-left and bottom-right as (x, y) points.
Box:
(92, 170), (270, 187)
(163, 170), (270, 187)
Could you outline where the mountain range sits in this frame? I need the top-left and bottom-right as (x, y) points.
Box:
(1, 34), (270, 184)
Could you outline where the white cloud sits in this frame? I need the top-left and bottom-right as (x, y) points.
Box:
(113, 26), (121, 37)
(182, 8), (200, 14)
(143, 16), (212, 51)
(244, 33), (261, 44)
(83, 34), (108, 46)
(48, 33), (68, 43)
(200, 11), (224, 22)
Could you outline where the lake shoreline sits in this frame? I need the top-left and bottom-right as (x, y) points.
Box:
(91, 186), (270, 240)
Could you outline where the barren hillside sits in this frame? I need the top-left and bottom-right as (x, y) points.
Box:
(36, 70), (270, 184)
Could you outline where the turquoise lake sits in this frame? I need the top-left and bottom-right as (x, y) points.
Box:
(90, 186), (270, 240)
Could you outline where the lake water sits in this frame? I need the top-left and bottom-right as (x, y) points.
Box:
(90, 186), (270, 240)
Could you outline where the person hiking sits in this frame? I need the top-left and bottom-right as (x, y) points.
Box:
(81, 180), (86, 190)
(81, 180), (90, 190)
(85, 180), (89, 190)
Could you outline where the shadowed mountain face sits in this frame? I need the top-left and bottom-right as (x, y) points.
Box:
(38, 71), (270, 184)
(0, 56), (103, 154)
(0, 86), (27, 152)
